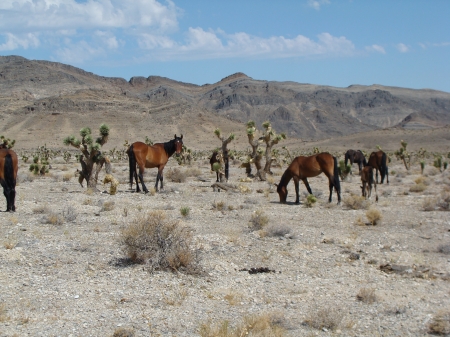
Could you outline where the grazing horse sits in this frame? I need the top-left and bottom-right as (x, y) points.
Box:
(210, 151), (220, 182)
(0, 149), (18, 212)
(276, 152), (341, 204)
(344, 149), (367, 174)
(368, 150), (389, 184)
(127, 135), (183, 193)
(360, 165), (378, 201)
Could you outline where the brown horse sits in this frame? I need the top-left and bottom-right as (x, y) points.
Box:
(127, 135), (183, 193)
(360, 165), (378, 201)
(276, 152), (341, 204)
(345, 149), (367, 174)
(368, 150), (389, 184)
(210, 151), (221, 182)
(0, 149), (18, 212)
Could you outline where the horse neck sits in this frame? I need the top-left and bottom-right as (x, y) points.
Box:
(163, 140), (176, 157)
(279, 170), (293, 188)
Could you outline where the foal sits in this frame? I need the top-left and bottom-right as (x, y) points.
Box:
(360, 165), (378, 202)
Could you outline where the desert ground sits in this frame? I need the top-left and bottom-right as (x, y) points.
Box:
(0, 149), (450, 337)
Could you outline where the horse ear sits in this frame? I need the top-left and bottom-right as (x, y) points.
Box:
(180, 134), (183, 139)
(174, 134), (177, 139)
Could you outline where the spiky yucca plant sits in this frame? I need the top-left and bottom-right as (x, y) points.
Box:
(214, 128), (235, 181)
(0, 135), (15, 149)
(395, 140), (411, 170)
(64, 124), (112, 190)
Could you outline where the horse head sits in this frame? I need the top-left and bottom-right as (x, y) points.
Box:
(174, 134), (183, 155)
(277, 184), (288, 203)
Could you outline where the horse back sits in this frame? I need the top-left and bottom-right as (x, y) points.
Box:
(0, 149), (18, 181)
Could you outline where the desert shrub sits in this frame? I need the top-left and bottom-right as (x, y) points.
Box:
(415, 176), (430, 186)
(305, 194), (317, 208)
(265, 224), (293, 238)
(184, 167), (202, 177)
(410, 183), (427, 193)
(62, 172), (73, 182)
(343, 194), (369, 210)
(32, 204), (50, 214)
(112, 327), (135, 337)
(212, 200), (226, 211)
(428, 310), (450, 335)
(101, 200), (115, 212)
(366, 207), (382, 225)
(356, 288), (377, 304)
(248, 210), (269, 231)
(41, 212), (64, 226)
(180, 206), (190, 217)
(422, 197), (438, 211)
(437, 244), (450, 255)
(165, 168), (186, 183)
(120, 211), (200, 273)
(199, 313), (287, 337)
(303, 307), (344, 332)
(62, 205), (78, 222)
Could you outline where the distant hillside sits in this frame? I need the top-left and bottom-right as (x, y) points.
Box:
(1, 55), (449, 150)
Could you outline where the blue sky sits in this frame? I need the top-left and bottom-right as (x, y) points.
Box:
(1, 0), (449, 92)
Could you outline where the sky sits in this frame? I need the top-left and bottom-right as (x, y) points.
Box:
(0, 0), (449, 92)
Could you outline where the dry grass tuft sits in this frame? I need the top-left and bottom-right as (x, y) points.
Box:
(356, 288), (377, 304)
(428, 310), (450, 335)
(343, 194), (369, 210)
(265, 224), (293, 238)
(212, 200), (226, 211)
(165, 168), (187, 183)
(62, 172), (73, 182)
(248, 210), (269, 232)
(41, 212), (64, 226)
(366, 207), (382, 226)
(32, 204), (50, 214)
(410, 183), (427, 193)
(0, 303), (9, 322)
(199, 312), (287, 337)
(303, 306), (344, 332)
(112, 327), (135, 337)
(120, 211), (200, 274)
(101, 200), (115, 212)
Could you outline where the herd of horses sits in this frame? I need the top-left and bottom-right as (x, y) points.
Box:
(0, 133), (389, 212)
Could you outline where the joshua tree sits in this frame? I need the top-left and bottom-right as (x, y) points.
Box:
(63, 124), (112, 190)
(245, 120), (286, 181)
(395, 140), (411, 170)
(0, 135), (15, 149)
(260, 121), (286, 174)
(214, 128), (235, 181)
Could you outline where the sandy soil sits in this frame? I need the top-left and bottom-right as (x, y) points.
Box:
(0, 153), (449, 337)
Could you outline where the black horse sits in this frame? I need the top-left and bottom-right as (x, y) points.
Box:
(344, 149), (367, 174)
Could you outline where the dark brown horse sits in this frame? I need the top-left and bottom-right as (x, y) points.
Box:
(0, 149), (18, 212)
(276, 152), (341, 204)
(345, 149), (367, 174)
(210, 151), (220, 182)
(127, 135), (183, 193)
(360, 165), (378, 201)
(368, 150), (389, 184)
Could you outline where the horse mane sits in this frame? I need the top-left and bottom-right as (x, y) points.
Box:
(163, 138), (176, 157)
(278, 169), (293, 190)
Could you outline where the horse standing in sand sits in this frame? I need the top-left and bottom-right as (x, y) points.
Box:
(276, 152), (341, 204)
(0, 148), (18, 212)
(127, 135), (183, 193)
(344, 149), (367, 174)
(368, 150), (389, 184)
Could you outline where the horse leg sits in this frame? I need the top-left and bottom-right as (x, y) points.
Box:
(137, 167), (148, 193)
(294, 177), (300, 204)
(3, 186), (11, 212)
(375, 168), (379, 184)
(133, 171), (140, 192)
(302, 178), (313, 195)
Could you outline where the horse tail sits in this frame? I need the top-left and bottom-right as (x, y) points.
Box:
(4, 154), (15, 188)
(344, 151), (349, 166)
(333, 156), (341, 193)
(127, 144), (136, 189)
(363, 155), (367, 167)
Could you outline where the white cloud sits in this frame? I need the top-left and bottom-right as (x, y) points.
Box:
(396, 43), (409, 53)
(138, 28), (356, 60)
(0, 33), (40, 51)
(308, 0), (330, 10)
(365, 44), (386, 54)
(0, 0), (179, 32)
